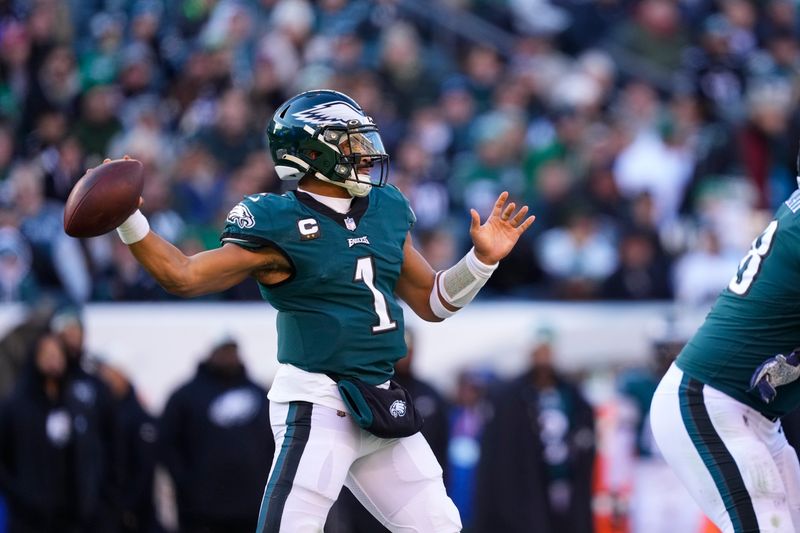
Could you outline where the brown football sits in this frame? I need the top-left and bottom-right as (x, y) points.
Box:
(63, 158), (144, 238)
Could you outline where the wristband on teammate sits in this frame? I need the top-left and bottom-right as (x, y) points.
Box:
(428, 247), (498, 319)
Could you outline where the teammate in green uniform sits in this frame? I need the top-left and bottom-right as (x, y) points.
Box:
(113, 90), (535, 532)
(650, 165), (800, 532)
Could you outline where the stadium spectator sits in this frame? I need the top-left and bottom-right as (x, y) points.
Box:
(474, 331), (595, 533)
(159, 337), (273, 533)
(96, 237), (171, 301)
(672, 227), (741, 306)
(537, 209), (618, 299)
(451, 109), (526, 216)
(40, 134), (83, 203)
(0, 302), (54, 399)
(378, 22), (439, 117)
(446, 369), (493, 532)
(606, 0), (690, 89)
(0, 332), (114, 532)
(0, 221), (36, 303)
(613, 115), (695, 229)
(737, 79), (797, 211)
(524, 158), (576, 233)
(20, 45), (80, 144)
(51, 308), (120, 528)
(13, 163), (90, 304)
(0, 20), (32, 127)
(601, 228), (673, 300)
(72, 85), (122, 164)
(97, 362), (161, 533)
(192, 88), (262, 175)
(0, 123), (16, 182)
(170, 146), (226, 228)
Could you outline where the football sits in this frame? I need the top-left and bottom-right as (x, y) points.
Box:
(63, 158), (144, 238)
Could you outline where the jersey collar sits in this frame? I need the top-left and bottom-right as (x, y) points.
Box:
(293, 189), (370, 231)
(296, 187), (353, 213)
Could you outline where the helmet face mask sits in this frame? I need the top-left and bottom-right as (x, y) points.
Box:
(267, 91), (390, 197)
(316, 120), (389, 196)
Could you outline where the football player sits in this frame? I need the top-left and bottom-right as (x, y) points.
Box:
(113, 90), (534, 532)
(650, 156), (800, 532)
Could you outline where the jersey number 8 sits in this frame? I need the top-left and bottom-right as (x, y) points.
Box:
(728, 219), (778, 296)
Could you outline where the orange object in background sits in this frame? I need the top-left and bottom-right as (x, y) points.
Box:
(592, 403), (631, 533)
(701, 518), (721, 533)
(592, 398), (720, 533)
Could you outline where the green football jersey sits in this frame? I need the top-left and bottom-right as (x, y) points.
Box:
(677, 188), (800, 418)
(220, 185), (416, 385)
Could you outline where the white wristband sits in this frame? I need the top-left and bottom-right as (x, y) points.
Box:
(429, 272), (456, 319)
(116, 210), (150, 245)
(429, 248), (499, 319)
(465, 247), (498, 278)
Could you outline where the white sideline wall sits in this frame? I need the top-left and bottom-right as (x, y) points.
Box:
(0, 302), (708, 413)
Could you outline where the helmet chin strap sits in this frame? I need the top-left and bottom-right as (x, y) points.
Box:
(343, 176), (372, 197)
(275, 157), (372, 197)
(312, 171), (371, 197)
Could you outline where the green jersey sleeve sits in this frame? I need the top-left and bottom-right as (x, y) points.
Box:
(384, 184), (416, 229)
(220, 194), (280, 250)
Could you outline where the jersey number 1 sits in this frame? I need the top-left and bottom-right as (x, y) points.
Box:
(728, 219), (778, 296)
(354, 256), (397, 333)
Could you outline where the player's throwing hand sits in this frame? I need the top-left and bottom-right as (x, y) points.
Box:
(470, 191), (536, 265)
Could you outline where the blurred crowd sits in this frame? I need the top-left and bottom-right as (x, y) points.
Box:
(0, 0), (799, 304)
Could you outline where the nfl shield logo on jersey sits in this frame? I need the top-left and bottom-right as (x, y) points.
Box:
(344, 217), (357, 231)
(389, 400), (407, 418)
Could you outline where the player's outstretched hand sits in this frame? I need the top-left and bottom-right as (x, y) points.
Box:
(470, 191), (535, 264)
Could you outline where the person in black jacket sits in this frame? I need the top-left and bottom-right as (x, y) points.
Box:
(159, 337), (274, 533)
(0, 302), (55, 399)
(0, 332), (113, 533)
(51, 309), (119, 527)
(474, 333), (596, 533)
(97, 362), (161, 533)
(601, 229), (672, 301)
